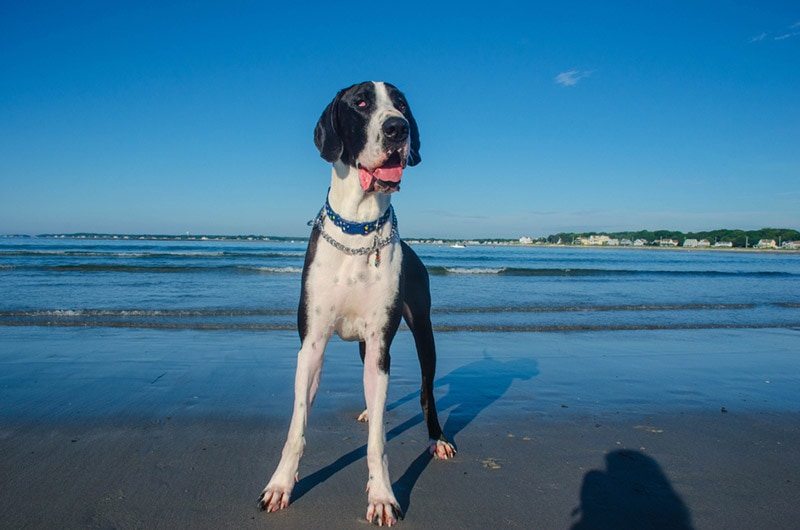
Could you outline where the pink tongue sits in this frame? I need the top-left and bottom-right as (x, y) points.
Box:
(358, 166), (404, 191)
(358, 168), (374, 191)
(374, 165), (403, 183)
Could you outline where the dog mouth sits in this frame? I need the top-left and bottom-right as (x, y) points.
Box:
(357, 151), (405, 194)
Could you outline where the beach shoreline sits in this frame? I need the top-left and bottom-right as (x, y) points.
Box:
(2, 327), (799, 528)
(4, 233), (799, 254)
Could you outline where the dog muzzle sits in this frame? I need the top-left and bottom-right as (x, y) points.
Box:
(358, 164), (403, 194)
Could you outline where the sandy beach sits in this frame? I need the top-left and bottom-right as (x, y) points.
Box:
(2, 327), (799, 529)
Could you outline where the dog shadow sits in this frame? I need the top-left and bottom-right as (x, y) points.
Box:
(570, 449), (694, 530)
(291, 351), (540, 516)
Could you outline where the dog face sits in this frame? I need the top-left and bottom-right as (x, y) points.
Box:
(314, 81), (421, 193)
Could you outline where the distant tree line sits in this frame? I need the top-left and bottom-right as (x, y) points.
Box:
(31, 233), (302, 242)
(544, 228), (800, 248)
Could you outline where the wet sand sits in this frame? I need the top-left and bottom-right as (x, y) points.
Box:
(1, 327), (799, 529)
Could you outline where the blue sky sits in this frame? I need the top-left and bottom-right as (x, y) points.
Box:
(1, 1), (798, 239)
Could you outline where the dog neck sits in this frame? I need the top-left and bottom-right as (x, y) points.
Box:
(328, 161), (392, 224)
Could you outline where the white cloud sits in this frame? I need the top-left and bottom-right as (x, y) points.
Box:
(750, 21), (800, 42)
(775, 31), (800, 41)
(555, 70), (591, 87)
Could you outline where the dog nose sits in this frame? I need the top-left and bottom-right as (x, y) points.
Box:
(382, 117), (408, 142)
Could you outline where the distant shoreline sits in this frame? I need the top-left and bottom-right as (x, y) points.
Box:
(2, 232), (798, 252)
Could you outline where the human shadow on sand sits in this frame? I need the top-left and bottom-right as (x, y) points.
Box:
(290, 352), (539, 516)
(570, 449), (694, 530)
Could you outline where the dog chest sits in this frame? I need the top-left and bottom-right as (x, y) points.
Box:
(302, 241), (402, 341)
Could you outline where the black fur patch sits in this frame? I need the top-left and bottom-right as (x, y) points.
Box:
(297, 228), (320, 341)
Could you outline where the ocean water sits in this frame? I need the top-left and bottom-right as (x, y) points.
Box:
(1, 237), (799, 333)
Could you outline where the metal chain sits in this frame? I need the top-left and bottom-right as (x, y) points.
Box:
(312, 207), (397, 257)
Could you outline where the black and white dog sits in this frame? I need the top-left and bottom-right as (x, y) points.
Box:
(258, 81), (455, 526)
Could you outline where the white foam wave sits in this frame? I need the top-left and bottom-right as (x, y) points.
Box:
(51, 309), (83, 316)
(445, 267), (505, 274)
(254, 266), (303, 274)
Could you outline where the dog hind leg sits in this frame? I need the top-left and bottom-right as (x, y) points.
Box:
(401, 242), (456, 459)
(403, 303), (456, 459)
(357, 341), (369, 422)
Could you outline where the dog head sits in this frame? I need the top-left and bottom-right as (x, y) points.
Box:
(314, 81), (421, 194)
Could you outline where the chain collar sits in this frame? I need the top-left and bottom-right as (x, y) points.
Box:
(309, 203), (398, 267)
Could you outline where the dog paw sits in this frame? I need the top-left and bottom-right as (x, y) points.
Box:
(357, 409), (369, 422)
(258, 483), (292, 513)
(429, 438), (457, 460)
(366, 498), (403, 527)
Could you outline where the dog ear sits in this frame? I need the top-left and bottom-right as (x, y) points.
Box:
(405, 105), (421, 167)
(314, 91), (344, 163)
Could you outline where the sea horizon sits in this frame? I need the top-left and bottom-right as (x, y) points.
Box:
(3, 230), (799, 252)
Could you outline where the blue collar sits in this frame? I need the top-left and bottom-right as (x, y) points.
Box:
(324, 195), (393, 235)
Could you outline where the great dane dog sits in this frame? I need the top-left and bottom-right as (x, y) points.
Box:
(258, 81), (456, 526)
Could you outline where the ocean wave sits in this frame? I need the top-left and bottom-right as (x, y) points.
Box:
(0, 308), (296, 318)
(251, 266), (303, 274)
(429, 323), (800, 333)
(14, 264), (303, 274)
(5, 256), (796, 278)
(442, 267), (506, 275)
(2, 302), (789, 319)
(1, 319), (797, 333)
(426, 266), (796, 277)
(433, 303), (757, 313)
(42, 264), (216, 273)
(0, 249), (306, 259)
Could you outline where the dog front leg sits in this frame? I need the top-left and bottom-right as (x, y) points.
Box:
(259, 340), (326, 512)
(363, 341), (402, 526)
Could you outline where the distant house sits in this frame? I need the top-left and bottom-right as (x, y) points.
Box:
(755, 239), (778, 249)
(519, 236), (533, 245)
(633, 239), (649, 246)
(576, 235), (611, 246)
(658, 239), (678, 247)
(620, 239), (633, 246)
(714, 241), (733, 248)
(781, 241), (800, 250)
(683, 238), (711, 248)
